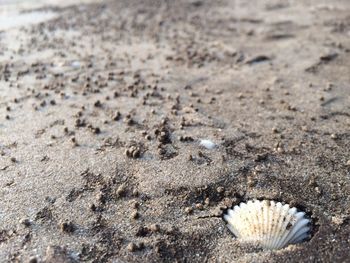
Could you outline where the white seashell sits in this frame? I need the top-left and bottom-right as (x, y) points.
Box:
(224, 200), (311, 249)
(199, 139), (216, 149)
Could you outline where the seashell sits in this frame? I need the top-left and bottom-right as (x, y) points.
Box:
(223, 200), (311, 249)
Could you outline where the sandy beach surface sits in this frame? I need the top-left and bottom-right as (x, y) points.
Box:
(0, 0), (349, 262)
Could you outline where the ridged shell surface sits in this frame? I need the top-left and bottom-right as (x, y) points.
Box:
(224, 200), (310, 249)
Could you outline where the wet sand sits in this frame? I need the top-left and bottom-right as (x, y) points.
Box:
(0, 0), (349, 262)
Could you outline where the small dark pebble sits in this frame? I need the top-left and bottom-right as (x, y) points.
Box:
(136, 226), (150, 237)
(185, 207), (193, 214)
(113, 111), (121, 121)
(116, 184), (127, 197)
(93, 127), (101, 134)
(131, 211), (139, 219)
(21, 218), (31, 227)
(179, 135), (194, 142)
(127, 242), (137, 252)
(60, 221), (75, 233)
(90, 203), (97, 212)
(94, 100), (102, 107)
(70, 137), (78, 146)
(125, 146), (141, 158)
(28, 257), (38, 263)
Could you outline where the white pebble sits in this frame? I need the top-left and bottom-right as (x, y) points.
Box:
(200, 139), (216, 149)
(71, 61), (81, 68)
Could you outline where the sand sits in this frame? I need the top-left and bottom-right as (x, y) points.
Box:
(0, 0), (349, 262)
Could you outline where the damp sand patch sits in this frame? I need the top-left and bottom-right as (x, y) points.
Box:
(0, 10), (57, 31)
